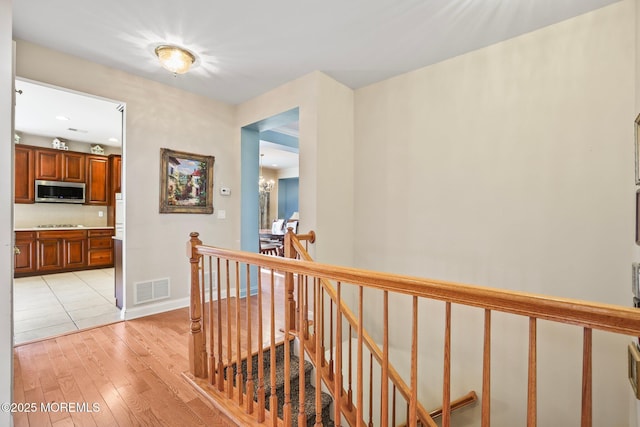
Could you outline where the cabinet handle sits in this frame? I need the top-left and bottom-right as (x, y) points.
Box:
(14, 247), (21, 255)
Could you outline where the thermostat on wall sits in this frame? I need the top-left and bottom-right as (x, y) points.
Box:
(220, 187), (231, 196)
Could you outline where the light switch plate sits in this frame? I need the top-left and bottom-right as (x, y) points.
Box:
(217, 210), (226, 219)
(220, 187), (231, 196)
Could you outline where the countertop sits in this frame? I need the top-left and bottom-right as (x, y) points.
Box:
(15, 226), (115, 231)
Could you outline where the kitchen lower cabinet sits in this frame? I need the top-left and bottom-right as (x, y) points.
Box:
(14, 232), (36, 275)
(14, 228), (114, 277)
(88, 229), (114, 267)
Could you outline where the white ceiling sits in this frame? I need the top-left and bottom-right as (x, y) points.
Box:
(14, 79), (123, 146)
(12, 0), (620, 106)
(12, 0), (619, 167)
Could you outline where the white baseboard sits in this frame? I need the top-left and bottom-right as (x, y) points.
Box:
(122, 297), (190, 320)
(122, 287), (239, 320)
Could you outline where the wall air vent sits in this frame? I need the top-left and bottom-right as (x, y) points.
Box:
(134, 278), (171, 305)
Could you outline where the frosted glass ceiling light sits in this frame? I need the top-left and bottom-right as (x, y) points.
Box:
(154, 45), (196, 75)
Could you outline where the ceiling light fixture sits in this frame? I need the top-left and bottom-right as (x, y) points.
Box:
(56, 115), (70, 121)
(154, 45), (196, 75)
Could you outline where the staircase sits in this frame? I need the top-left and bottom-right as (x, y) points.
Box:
(228, 342), (334, 427)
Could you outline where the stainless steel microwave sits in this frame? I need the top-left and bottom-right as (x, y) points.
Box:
(35, 180), (86, 203)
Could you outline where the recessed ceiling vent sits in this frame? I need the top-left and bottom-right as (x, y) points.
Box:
(134, 278), (170, 305)
(67, 127), (88, 133)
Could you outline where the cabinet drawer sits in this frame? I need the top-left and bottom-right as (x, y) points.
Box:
(16, 231), (36, 240)
(88, 237), (112, 250)
(88, 229), (113, 237)
(37, 230), (87, 240)
(88, 249), (113, 266)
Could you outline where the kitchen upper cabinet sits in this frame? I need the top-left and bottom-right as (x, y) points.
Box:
(14, 145), (35, 203)
(62, 151), (85, 182)
(34, 148), (62, 181)
(86, 155), (109, 205)
(107, 154), (122, 226)
(34, 147), (86, 182)
(110, 154), (122, 195)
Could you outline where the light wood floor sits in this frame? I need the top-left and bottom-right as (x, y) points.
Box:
(12, 271), (293, 427)
(13, 308), (237, 427)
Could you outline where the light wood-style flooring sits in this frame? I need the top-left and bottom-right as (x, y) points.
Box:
(13, 308), (236, 427)
(12, 270), (290, 427)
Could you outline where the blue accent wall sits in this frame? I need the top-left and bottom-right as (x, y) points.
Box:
(278, 177), (299, 220)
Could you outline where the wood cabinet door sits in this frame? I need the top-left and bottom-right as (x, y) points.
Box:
(86, 155), (109, 205)
(63, 238), (86, 269)
(62, 152), (86, 183)
(14, 146), (34, 203)
(35, 149), (62, 181)
(14, 233), (36, 274)
(37, 239), (63, 271)
(110, 155), (122, 195)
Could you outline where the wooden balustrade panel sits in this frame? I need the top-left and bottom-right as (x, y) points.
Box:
(190, 231), (640, 427)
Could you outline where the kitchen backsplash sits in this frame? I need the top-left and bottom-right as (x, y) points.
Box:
(14, 203), (109, 228)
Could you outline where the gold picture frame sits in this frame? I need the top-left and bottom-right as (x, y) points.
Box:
(635, 113), (640, 184)
(629, 343), (640, 399)
(159, 148), (215, 214)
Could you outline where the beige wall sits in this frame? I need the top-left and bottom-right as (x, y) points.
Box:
(354, 1), (635, 425)
(0, 0), (13, 425)
(14, 40), (237, 318)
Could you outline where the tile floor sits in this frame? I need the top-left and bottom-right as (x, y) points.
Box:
(13, 268), (122, 345)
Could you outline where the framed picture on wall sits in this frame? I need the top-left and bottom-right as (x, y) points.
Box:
(636, 189), (640, 245)
(159, 148), (215, 214)
(635, 113), (640, 184)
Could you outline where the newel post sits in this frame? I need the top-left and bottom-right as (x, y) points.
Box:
(284, 227), (297, 331)
(188, 232), (208, 379)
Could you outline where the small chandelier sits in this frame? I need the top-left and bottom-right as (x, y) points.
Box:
(155, 45), (196, 75)
(259, 154), (275, 193)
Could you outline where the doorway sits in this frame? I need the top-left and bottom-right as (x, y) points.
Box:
(240, 108), (299, 255)
(12, 78), (126, 344)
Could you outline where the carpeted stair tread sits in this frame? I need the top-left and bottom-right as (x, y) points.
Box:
(225, 345), (334, 427)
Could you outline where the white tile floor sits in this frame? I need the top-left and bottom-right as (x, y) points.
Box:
(13, 268), (122, 345)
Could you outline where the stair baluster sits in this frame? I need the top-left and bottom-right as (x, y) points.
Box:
(226, 260), (233, 400)
(335, 281), (343, 427)
(298, 273), (308, 427)
(245, 263), (254, 414)
(235, 262), (243, 406)
(381, 291), (389, 427)
(443, 302), (452, 427)
(257, 267), (266, 422)
(269, 269), (278, 427)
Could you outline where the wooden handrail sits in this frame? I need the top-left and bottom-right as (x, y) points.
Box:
(188, 231), (640, 427)
(193, 242), (640, 335)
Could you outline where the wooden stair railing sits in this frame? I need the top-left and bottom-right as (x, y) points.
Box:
(187, 231), (640, 427)
(286, 234), (469, 426)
